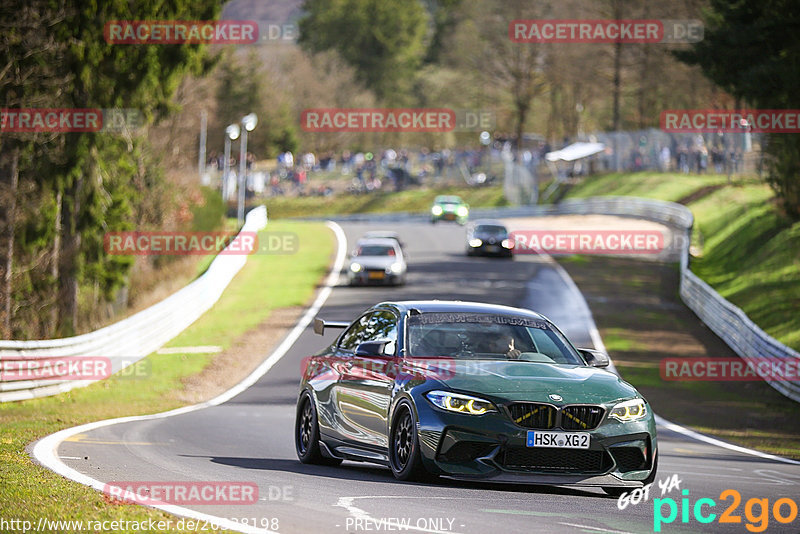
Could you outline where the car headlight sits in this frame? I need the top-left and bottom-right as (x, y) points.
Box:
(349, 262), (362, 273)
(431, 205), (443, 215)
(469, 238), (482, 247)
(609, 398), (647, 422)
(456, 206), (469, 217)
(426, 391), (496, 415)
(388, 262), (403, 274)
(501, 239), (513, 249)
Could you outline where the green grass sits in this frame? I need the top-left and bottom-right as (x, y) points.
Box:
(565, 172), (800, 351)
(688, 185), (800, 350)
(563, 171), (730, 202)
(263, 184), (507, 219)
(616, 362), (800, 458)
(602, 328), (649, 353)
(0, 220), (333, 533)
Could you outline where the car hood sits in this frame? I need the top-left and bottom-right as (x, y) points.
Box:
(473, 233), (507, 242)
(410, 359), (638, 404)
(350, 256), (398, 269)
(439, 203), (462, 212)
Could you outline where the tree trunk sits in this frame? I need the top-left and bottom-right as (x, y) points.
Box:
(0, 145), (19, 338)
(58, 175), (83, 336)
(611, 0), (623, 170)
(49, 190), (62, 335)
(637, 0), (652, 130)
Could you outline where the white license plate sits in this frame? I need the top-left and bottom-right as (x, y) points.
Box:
(527, 431), (590, 449)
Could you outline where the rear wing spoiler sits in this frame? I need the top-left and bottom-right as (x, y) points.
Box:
(313, 318), (350, 335)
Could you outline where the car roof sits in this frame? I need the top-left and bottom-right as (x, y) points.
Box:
(469, 219), (507, 228)
(354, 238), (400, 247)
(434, 195), (462, 203)
(372, 300), (547, 320)
(362, 231), (401, 239)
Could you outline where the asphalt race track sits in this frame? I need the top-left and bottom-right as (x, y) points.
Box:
(53, 222), (800, 534)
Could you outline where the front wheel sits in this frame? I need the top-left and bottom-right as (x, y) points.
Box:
(389, 403), (431, 481)
(295, 392), (341, 466)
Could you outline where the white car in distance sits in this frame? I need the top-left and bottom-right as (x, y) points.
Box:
(347, 237), (407, 286)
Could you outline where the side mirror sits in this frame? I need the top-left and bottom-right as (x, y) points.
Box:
(578, 348), (610, 368)
(355, 340), (392, 358)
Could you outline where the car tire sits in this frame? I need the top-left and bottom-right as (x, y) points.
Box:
(388, 402), (431, 482)
(295, 392), (342, 466)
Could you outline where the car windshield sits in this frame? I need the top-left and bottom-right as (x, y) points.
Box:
(355, 245), (395, 256)
(475, 225), (507, 236)
(406, 312), (584, 365)
(436, 196), (461, 204)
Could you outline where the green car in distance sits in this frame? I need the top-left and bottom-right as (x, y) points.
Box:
(431, 195), (469, 224)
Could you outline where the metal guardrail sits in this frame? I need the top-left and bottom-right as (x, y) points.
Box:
(319, 196), (800, 402)
(0, 206), (268, 402)
(555, 197), (800, 403)
(4, 197), (796, 403)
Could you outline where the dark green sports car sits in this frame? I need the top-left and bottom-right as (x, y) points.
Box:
(295, 300), (657, 495)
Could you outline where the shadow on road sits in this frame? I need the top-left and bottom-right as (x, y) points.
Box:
(182, 455), (606, 498)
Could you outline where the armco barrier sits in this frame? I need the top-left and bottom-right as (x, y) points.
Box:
(0, 206), (268, 402)
(319, 196), (799, 402)
(550, 197), (799, 402)
(552, 197), (799, 403)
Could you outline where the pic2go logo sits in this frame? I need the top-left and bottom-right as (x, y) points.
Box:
(654, 489), (799, 532)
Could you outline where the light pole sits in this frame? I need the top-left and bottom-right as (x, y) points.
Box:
(237, 113), (258, 226)
(223, 124), (240, 203)
(198, 110), (207, 181)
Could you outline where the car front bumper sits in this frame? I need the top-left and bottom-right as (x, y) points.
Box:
(349, 270), (404, 285)
(468, 244), (513, 256)
(432, 211), (467, 223)
(414, 396), (657, 487)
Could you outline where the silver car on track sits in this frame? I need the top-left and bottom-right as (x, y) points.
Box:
(347, 237), (407, 286)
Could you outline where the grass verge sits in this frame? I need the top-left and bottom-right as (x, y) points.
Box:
(565, 171), (800, 351)
(261, 184), (507, 219)
(559, 256), (800, 459)
(0, 220), (334, 533)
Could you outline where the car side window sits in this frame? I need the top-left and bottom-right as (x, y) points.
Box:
(370, 311), (398, 355)
(338, 313), (372, 351)
(338, 311), (398, 354)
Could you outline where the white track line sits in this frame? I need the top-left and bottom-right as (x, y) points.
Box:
(31, 221), (347, 534)
(655, 414), (800, 466)
(547, 255), (609, 361)
(549, 251), (800, 467)
(559, 522), (636, 534)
